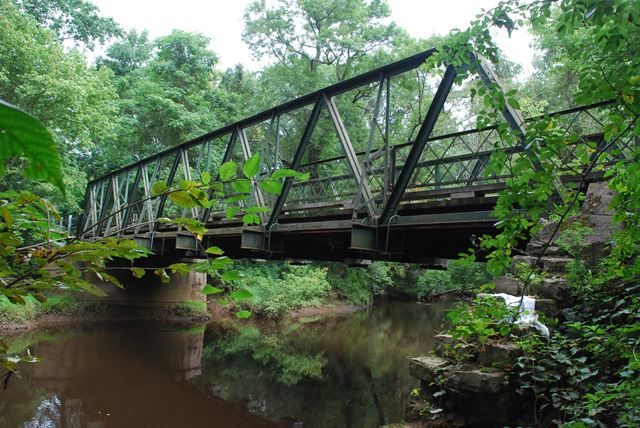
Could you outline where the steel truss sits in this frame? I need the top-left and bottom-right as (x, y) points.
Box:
(78, 48), (626, 257)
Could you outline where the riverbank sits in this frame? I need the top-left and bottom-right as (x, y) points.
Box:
(1, 288), (468, 335)
(0, 295), (210, 334)
(1, 295), (364, 334)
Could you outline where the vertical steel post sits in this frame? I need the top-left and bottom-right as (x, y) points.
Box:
(383, 76), (391, 205)
(274, 115), (281, 168)
(140, 164), (155, 233)
(266, 96), (325, 229)
(121, 165), (142, 235)
(96, 177), (114, 236)
(238, 127), (268, 223)
(153, 152), (181, 231)
(180, 148), (200, 219)
(199, 130), (239, 223)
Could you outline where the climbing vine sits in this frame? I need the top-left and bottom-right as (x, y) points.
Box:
(422, 0), (640, 425)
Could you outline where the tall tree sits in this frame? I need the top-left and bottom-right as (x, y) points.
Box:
(99, 30), (240, 161)
(96, 29), (153, 77)
(0, 0), (121, 210)
(243, 0), (402, 81)
(14, 0), (122, 49)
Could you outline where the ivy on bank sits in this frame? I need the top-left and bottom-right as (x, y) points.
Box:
(419, 0), (640, 426)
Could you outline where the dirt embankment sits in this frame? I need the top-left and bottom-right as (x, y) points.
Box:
(207, 301), (364, 323)
(2, 301), (363, 334)
(0, 309), (211, 335)
(287, 304), (363, 320)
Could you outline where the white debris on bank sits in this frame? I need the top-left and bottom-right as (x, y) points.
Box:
(479, 292), (550, 337)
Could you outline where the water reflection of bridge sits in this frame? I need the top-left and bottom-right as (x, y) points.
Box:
(78, 49), (623, 264)
(2, 327), (274, 428)
(0, 303), (464, 427)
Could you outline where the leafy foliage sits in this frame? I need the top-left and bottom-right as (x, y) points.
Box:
(429, 0), (640, 425)
(229, 264), (331, 318)
(0, 1), (121, 210)
(203, 324), (327, 385)
(0, 101), (64, 192)
(446, 296), (514, 347)
(15, 0), (122, 48)
(243, 0), (402, 79)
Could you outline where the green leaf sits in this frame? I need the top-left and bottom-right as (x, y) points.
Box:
(188, 188), (208, 206)
(96, 271), (123, 288)
(152, 182), (168, 196)
(201, 171), (211, 184)
(271, 168), (300, 180)
(205, 246), (224, 255)
(235, 310), (252, 319)
(131, 267), (146, 278)
(243, 154), (260, 178)
(168, 190), (198, 208)
(219, 160), (237, 181)
(225, 206), (240, 220)
(0, 257), (15, 276)
(231, 178), (252, 194)
(1, 207), (12, 228)
(211, 256), (233, 270)
(259, 179), (282, 195)
(168, 263), (190, 275)
(0, 101), (64, 192)
(154, 268), (170, 284)
(221, 270), (243, 281)
(242, 213), (260, 225)
(178, 179), (198, 189)
(226, 195), (247, 204)
(230, 288), (253, 301)
(202, 284), (224, 295)
(298, 172), (311, 181)
(66, 276), (107, 296)
(245, 206), (270, 214)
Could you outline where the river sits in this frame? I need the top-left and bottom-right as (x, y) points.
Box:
(0, 301), (453, 428)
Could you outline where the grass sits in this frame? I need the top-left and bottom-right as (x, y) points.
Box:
(0, 295), (39, 324)
(39, 294), (96, 315)
(0, 294), (97, 326)
(1, 294), (209, 328)
(171, 300), (207, 317)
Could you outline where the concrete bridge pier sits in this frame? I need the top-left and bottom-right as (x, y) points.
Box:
(84, 256), (208, 317)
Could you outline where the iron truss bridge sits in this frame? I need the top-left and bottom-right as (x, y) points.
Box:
(78, 49), (629, 264)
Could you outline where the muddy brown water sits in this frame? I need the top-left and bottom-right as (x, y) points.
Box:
(0, 301), (452, 428)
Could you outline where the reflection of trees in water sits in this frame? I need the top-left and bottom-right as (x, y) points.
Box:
(0, 303), (451, 428)
(0, 326), (275, 428)
(196, 302), (452, 428)
(201, 324), (327, 385)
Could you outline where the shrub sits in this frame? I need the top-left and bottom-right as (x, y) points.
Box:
(327, 261), (393, 305)
(241, 264), (331, 318)
(415, 262), (491, 300)
(415, 269), (453, 300)
(0, 295), (39, 324)
(39, 295), (95, 314)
